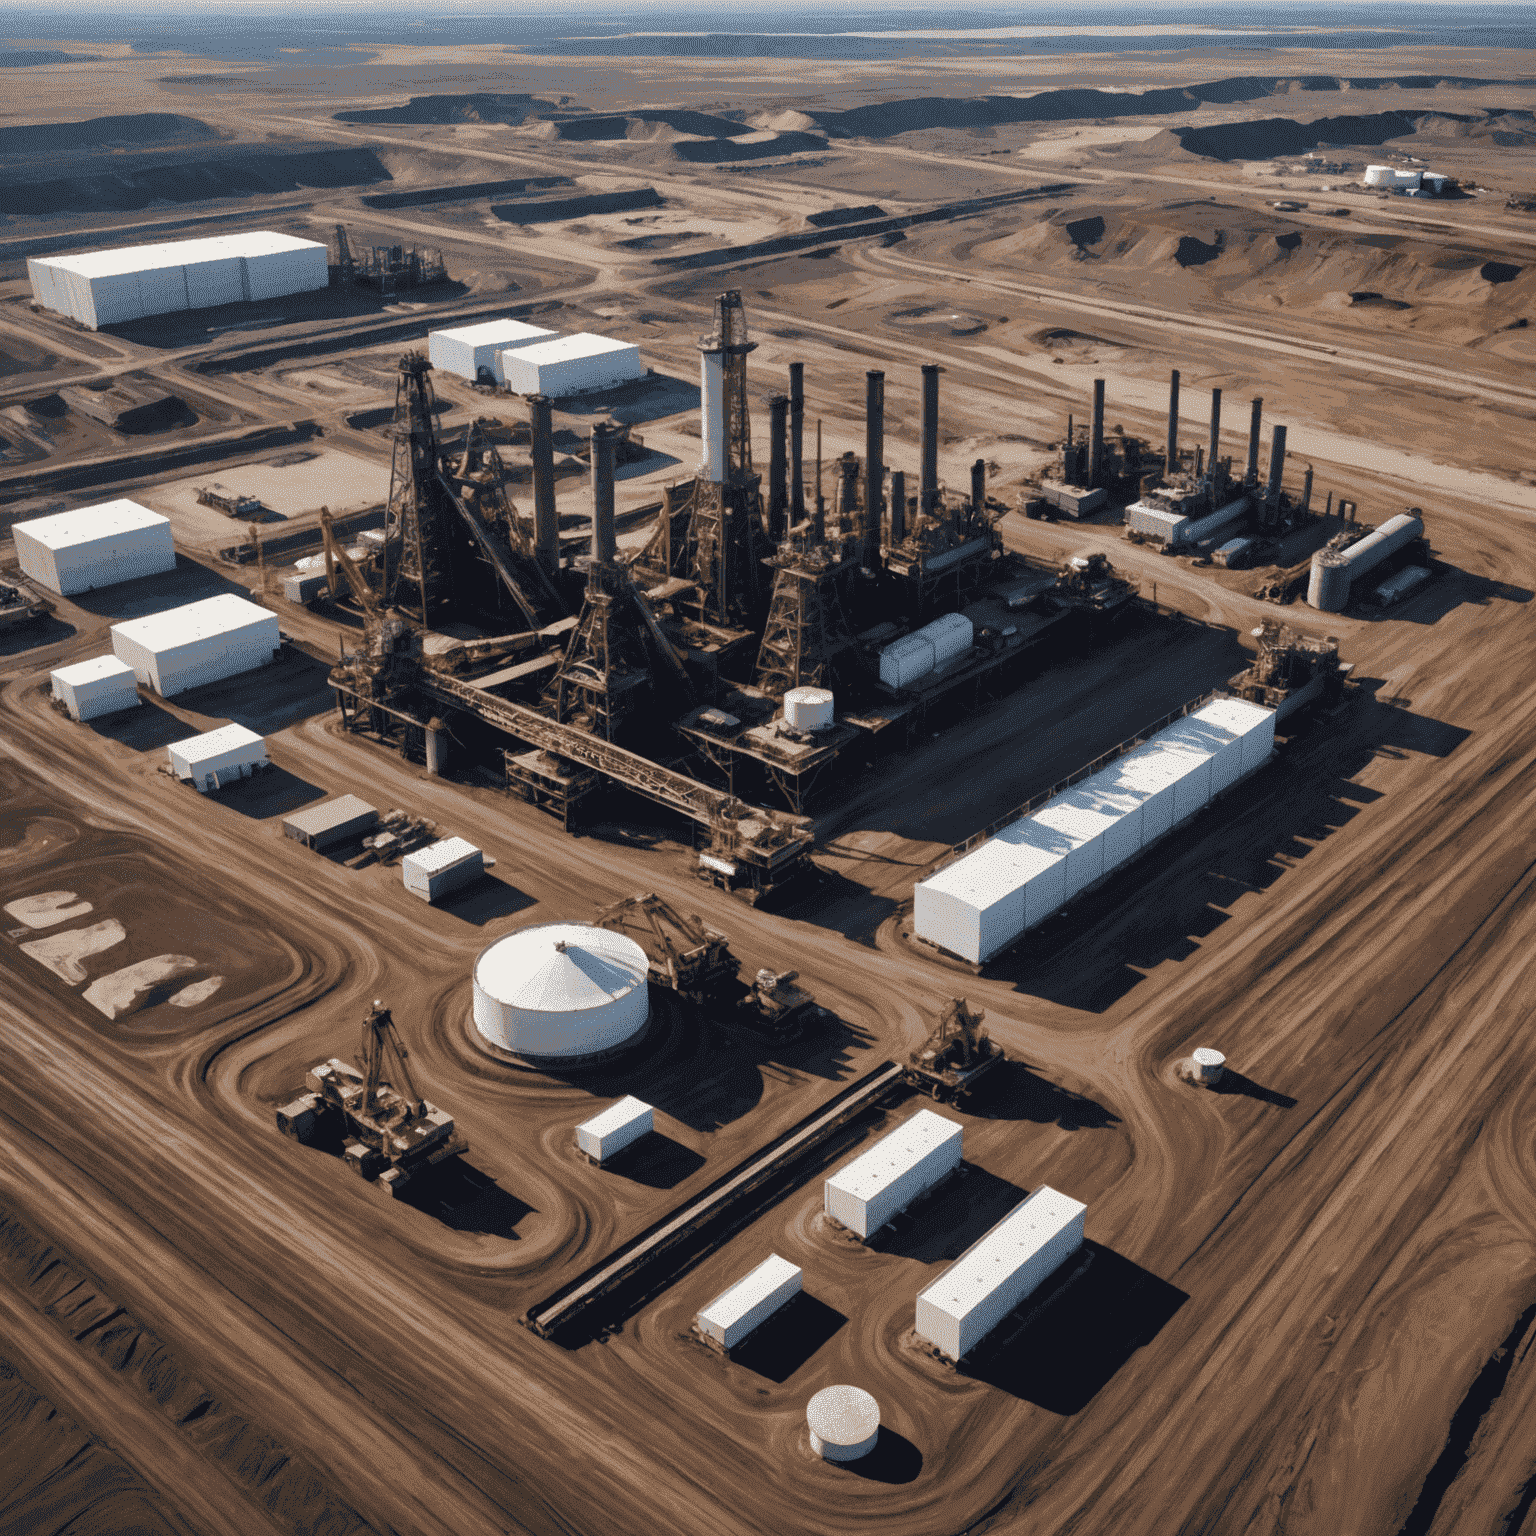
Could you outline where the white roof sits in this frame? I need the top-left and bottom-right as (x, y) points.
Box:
(404, 835), (480, 873)
(577, 1094), (652, 1138)
(828, 1109), (961, 1200)
(16, 499), (168, 551)
(52, 654), (136, 686)
(170, 723), (265, 764)
(918, 1185), (1086, 1317)
(475, 922), (648, 1012)
(1190, 696), (1274, 738)
(511, 332), (638, 363)
(1031, 789), (1119, 848)
(1127, 502), (1188, 533)
(434, 318), (556, 347)
(38, 231), (324, 280)
(806, 1385), (879, 1444)
(112, 593), (276, 651)
(920, 839), (1031, 901)
(698, 1254), (801, 1331)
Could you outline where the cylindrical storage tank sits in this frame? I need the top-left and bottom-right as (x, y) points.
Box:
(807, 1386), (880, 1462)
(473, 923), (650, 1064)
(784, 687), (835, 731)
(1308, 550), (1351, 612)
(1338, 512), (1425, 577)
(1192, 1047), (1226, 1084)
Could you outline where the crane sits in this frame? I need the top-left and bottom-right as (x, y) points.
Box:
(320, 505), (379, 615)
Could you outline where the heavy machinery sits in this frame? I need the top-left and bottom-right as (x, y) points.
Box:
(1228, 621), (1349, 719)
(334, 224), (447, 295)
(0, 576), (53, 631)
(196, 482), (266, 518)
(275, 1000), (465, 1197)
(903, 997), (1006, 1101)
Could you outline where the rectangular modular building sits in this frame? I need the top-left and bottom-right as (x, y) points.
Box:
(110, 594), (280, 697)
(28, 232), (328, 330)
(282, 794), (378, 850)
(914, 1185), (1087, 1360)
(167, 724), (269, 792)
(50, 655), (140, 721)
(825, 1109), (963, 1238)
(14, 500), (175, 596)
(913, 697), (1275, 963)
(499, 333), (644, 399)
(575, 1095), (654, 1163)
(695, 1254), (802, 1350)
(402, 836), (484, 902)
(428, 319), (558, 384)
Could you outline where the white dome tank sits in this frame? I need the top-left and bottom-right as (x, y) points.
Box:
(807, 1385), (880, 1462)
(784, 686), (834, 731)
(473, 922), (650, 1063)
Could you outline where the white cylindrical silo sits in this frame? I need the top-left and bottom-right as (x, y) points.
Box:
(472, 923), (650, 1064)
(784, 686), (835, 731)
(699, 346), (725, 483)
(807, 1385), (880, 1462)
(1307, 549), (1351, 612)
(1192, 1047), (1226, 1084)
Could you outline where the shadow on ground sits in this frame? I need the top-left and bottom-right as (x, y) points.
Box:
(601, 1131), (706, 1190)
(870, 1166), (1025, 1264)
(732, 1292), (847, 1383)
(842, 1427), (924, 1485)
(435, 874), (536, 926)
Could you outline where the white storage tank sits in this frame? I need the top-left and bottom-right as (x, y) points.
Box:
(783, 687), (834, 731)
(402, 836), (483, 903)
(427, 318), (558, 383)
(575, 1095), (654, 1163)
(14, 500), (175, 596)
(50, 655), (140, 722)
(167, 724), (268, 792)
(914, 1185), (1086, 1360)
(1192, 1046), (1227, 1084)
(696, 1254), (801, 1350)
(825, 1109), (962, 1239)
(110, 594), (280, 697)
(472, 922), (650, 1062)
(806, 1386), (880, 1462)
(499, 334), (644, 398)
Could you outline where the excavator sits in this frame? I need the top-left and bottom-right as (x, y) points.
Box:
(903, 997), (1006, 1102)
(593, 893), (822, 1039)
(275, 999), (466, 1197)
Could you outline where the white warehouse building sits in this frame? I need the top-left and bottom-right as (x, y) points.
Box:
(28, 232), (328, 330)
(499, 334), (644, 399)
(167, 724), (269, 792)
(915, 1185), (1087, 1360)
(110, 593), (281, 697)
(825, 1109), (963, 1239)
(427, 319), (558, 384)
(50, 655), (140, 722)
(14, 500), (175, 596)
(695, 1254), (802, 1350)
(915, 696), (1275, 964)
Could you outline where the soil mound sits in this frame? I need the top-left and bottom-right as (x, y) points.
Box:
(553, 114), (631, 141)
(1174, 110), (1430, 161)
(335, 92), (561, 126)
(0, 113), (218, 153)
(1065, 215), (1106, 251)
(673, 131), (825, 163)
(491, 187), (665, 223)
(363, 174), (569, 209)
(808, 204), (886, 228)
(1175, 233), (1225, 267)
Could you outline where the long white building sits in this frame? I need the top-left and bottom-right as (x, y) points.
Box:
(824, 1109), (963, 1239)
(111, 593), (280, 697)
(915, 696), (1275, 964)
(28, 232), (328, 329)
(428, 319), (557, 383)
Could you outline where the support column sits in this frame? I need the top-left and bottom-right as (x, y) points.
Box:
(528, 393), (558, 574)
(767, 393), (788, 542)
(864, 370), (884, 565)
(1246, 397), (1263, 485)
(890, 469), (906, 546)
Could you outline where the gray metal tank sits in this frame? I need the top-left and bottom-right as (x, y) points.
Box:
(1308, 549), (1351, 612)
(1339, 511), (1426, 578)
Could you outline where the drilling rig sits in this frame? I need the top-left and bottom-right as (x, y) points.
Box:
(903, 997), (1006, 1101)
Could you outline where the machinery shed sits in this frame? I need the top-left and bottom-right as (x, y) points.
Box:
(695, 1254), (802, 1350)
(499, 334), (644, 399)
(110, 593), (280, 696)
(824, 1108), (963, 1239)
(167, 724), (269, 792)
(14, 500), (175, 596)
(576, 1095), (654, 1163)
(282, 794), (378, 850)
(914, 1185), (1086, 1360)
(401, 836), (483, 902)
(427, 318), (558, 384)
(50, 655), (140, 722)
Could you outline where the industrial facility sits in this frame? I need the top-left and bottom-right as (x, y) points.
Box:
(14, 500), (176, 596)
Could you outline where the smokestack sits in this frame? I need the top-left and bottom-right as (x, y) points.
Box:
(1165, 368), (1180, 477)
(812, 418), (824, 543)
(528, 393), (558, 574)
(1207, 388), (1222, 487)
(838, 453), (860, 534)
(1246, 397), (1263, 484)
(767, 393), (788, 541)
(1302, 464), (1314, 512)
(590, 422), (617, 566)
(920, 364), (941, 516)
(789, 362), (805, 524)
(1265, 424), (1287, 501)
(1090, 379), (1105, 490)
(890, 469), (906, 546)
(864, 370), (884, 565)
(698, 341), (725, 483)
(970, 458), (986, 517)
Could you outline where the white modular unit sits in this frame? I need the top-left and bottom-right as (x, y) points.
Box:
(1072, 772), (1146, 870)
(878, 632), (935, 689)
(1191, 696), (1275, 774)
(695, 1254), (802, 1349)
(992, 820), (1071, 927)
(50, 655), (140, 722)
(912, 841), (1027, 965)
(914, 1185), (1086, 1360)
(1125, 500), (1190, 543)
(1113, 741), (1184, 843)
(824, 1108), (963, 1238)
(924, 611), (974, 667)
(110, 594), (280, 697)
(1179, 710), (1244, 794)
(1029, 789), (1113, 901)
(499, 334), (645, 399)
(167, 724), (268, 792)
(14, 500), (175, 596)
(1158, 726), (1216, 824)
(401, 836), (484, 902)
(575, 1095), (654, 1162)
(428, 319), (558, 383)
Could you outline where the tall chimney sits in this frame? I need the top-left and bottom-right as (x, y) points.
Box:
(970, 458), (986, 518)
(767, 393), (788, 541)
(698, 341), (725, 483)
(590, 422), (617, 566)
(1265, 424), (1287, 502)
(920, 364), (941, 516)
(1165, 368), (1180, 477)
(1301, 464), (1314, 512)
(890, 469), (906, 546)
(864, 370), (884, 565)
(789, 362), (805, 524)
(1207, 388), (1222, 487)
(1246, 397), (1263, 484)
(528, 393), (558, 574)
(838, 453), (860, 534)
(812, 418), (824, 543)
(1090, 379), (1105, 489)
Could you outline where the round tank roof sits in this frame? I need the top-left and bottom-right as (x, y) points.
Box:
(807, 1385), (880, 1462)
(1192, 1047), (1226, 1068)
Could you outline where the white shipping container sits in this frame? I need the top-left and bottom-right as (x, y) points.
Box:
(878, 632), (935, 689)
(1180, 709), (1244, 794)
(167, 724), (268, 792)
(696, 1254), (802, 1349)
(499, 333), (645, 399)
(50, 655), (140, 722)
(912, 842), (1027, 964)
(1029, 790), (1112, 900)
(575, 1094), (654, 1162)
(992, 820), (1071, 927)
(402, 836), (483, 902)
(428, 318), (558, 383)
(1112, 742), (1184, 843)
(13, 499), (175, 596)
(914, 1185), (1086, 1360)
(1072, 773), (1146, 870)
(825, 1109), (963, 1238)
(1191, 696), (1275, 773)
(111, 593), (280, 697)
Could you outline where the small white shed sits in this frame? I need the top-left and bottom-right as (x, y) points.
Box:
(167, 724), (269, 792)
(499, 334), (644, 398)
(50, 655), (140, 721)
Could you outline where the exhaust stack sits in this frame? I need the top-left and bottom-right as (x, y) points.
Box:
(767, 394), (788, 541)
(1207, 388), (1222, 489)
(1246, 397), (1263, 484)
(789, 362), (806, 525)
(1090, 379), (1105, 489)
(864, 370), (885, 565)
(528, 393), (558, 574)
(590, 422), (618, 566)
(920, 364), (940, 517)
(1166, 369), (1180, 477)
(890, 469), (906, 546)
(1265, 424), (1287, 502)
